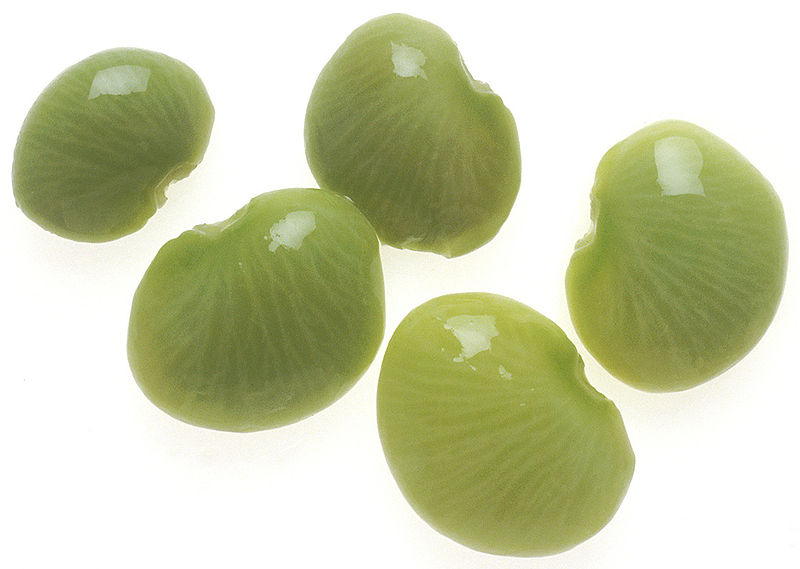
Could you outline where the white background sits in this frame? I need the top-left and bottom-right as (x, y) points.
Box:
(2, 1), (798, 567)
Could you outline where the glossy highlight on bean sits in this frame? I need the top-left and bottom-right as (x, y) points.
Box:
(566, 120), (788, 392)
(128, 188), (385, 432)
(13, 47), (214, 241)
(377, 293), (634, 556)
(305, 13), (521, 258)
